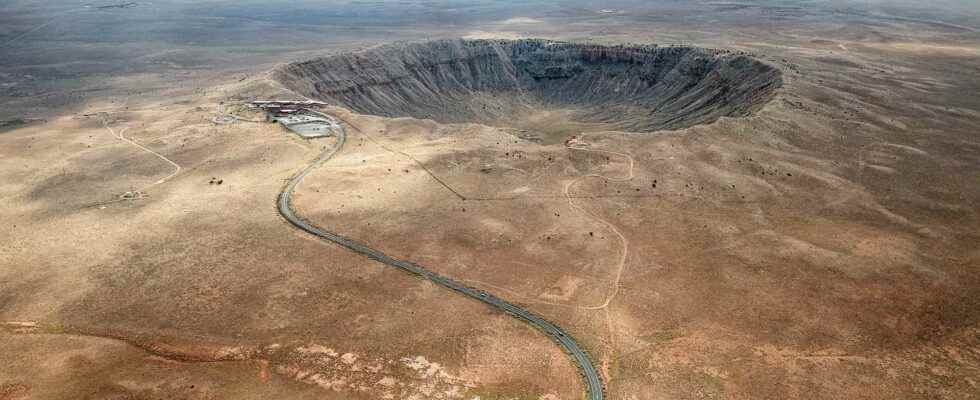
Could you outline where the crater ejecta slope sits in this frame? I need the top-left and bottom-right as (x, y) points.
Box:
(274, 39), (782, 132)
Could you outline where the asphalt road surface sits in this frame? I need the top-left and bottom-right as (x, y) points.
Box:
(276, 110), (605, 400)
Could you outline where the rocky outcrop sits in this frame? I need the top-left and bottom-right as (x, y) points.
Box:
(273, 39), (781, 132)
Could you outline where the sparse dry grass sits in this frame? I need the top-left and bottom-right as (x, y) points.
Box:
(2, 1), (979, 399)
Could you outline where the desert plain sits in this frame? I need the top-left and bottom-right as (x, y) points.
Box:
(1, 1), (979, 399)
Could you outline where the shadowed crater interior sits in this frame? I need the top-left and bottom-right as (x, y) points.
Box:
(274, 39), (782, 137)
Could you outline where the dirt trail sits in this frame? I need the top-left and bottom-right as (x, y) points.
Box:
(563, 136), (634, 311)
(100, 115), (181, 192)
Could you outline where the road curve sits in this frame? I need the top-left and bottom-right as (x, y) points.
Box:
(276, 111), (605, 400)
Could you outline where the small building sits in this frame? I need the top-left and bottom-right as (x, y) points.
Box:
(250, 99), (339, 139)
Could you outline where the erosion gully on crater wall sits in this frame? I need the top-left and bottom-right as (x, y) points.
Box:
(273, 38), (782, 133)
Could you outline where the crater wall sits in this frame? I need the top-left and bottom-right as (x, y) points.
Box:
(273, 39), (782, 132)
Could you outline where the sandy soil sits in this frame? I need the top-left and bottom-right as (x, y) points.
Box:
(2, 1), (979, 399)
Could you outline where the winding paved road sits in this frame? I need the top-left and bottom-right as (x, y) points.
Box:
(276, 111), (605, 400)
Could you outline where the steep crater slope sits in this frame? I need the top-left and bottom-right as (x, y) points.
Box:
(274, 39), (782, 133)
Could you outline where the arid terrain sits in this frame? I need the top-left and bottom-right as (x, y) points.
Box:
(2, 1), (979, 399)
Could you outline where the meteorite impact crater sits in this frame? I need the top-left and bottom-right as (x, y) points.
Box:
(273, 39), (782, 141)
